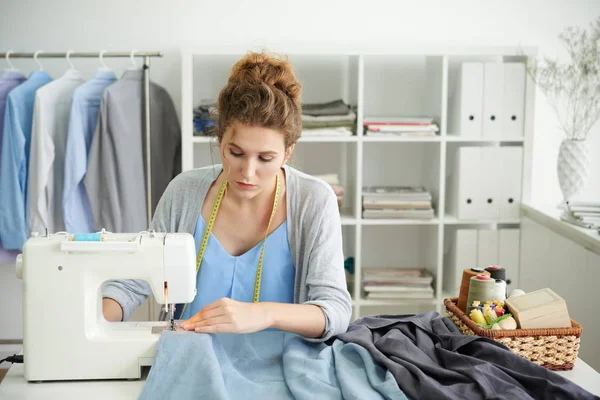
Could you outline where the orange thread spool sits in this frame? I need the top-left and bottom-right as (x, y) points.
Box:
(457, 267), (491, 312)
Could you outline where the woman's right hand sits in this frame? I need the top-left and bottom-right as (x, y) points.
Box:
(102, 297), (124, 322)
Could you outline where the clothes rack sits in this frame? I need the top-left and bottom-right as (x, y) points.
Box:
(0, 50), (164, 227)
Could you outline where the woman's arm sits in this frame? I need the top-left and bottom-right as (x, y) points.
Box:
(180, 298), (326, 338)
(102, 297), (124, 322)
(263, 302), (326, 338)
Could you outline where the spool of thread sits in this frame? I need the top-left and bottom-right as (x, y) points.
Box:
(466, 274), (497, 310)
(485, 265), (506, 281)
(457, 268), (491, 312)
(73, 233), (104, 241)
(494, 279), (506, 302)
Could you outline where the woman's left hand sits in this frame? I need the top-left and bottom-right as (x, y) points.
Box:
(179, 298), (272, 334)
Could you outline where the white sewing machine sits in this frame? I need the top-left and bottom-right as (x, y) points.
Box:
(15, 230), (197, 382)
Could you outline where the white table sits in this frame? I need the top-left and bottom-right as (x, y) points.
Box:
(1, 356), (599, 399)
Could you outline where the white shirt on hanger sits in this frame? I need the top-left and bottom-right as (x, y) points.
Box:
(27, 69), (84, 235)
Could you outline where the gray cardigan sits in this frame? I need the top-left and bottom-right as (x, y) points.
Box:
(102, 164), (352, 341)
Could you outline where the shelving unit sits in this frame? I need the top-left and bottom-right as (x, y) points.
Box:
(180, 46), (537, 319)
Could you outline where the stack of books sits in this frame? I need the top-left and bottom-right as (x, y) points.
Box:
(363, 117), (439, 137)
(362, 267), (435, 300)
(560, 201), (600, 229)
(362, 186), (435, 219)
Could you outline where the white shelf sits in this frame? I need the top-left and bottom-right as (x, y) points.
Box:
(181, 48), (535, 318)
(192, 135), (359, 143)
(193, 134), (525, 144)
(362, 136), (442, 143)
(340, 215), (358, 225)
(192, 136), (214, 143)
(361, 218), (440, 226)
(359, 298), (438, 306)
(443, 215), (521, 225)
(445, 136), (525, 143)
(298, 135), (358, 143)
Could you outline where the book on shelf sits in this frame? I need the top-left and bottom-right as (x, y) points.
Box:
(362, 267), (435, 300)
(362, 186), (435, 219)
(362, 116), (435, 126)
(363, 284), (434, 293)
(363, 117), (438, 137)
(363, 201), (432, 210)
(365, 130), (437, 137)
(362, 267), (433, 284)
(561, 207), (600, 229)
(363, 186), (432, 199)
(362, 209), (435, 219)
(365, 291), (435, 300)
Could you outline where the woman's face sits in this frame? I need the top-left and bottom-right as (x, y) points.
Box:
(220, 122), (292, 199)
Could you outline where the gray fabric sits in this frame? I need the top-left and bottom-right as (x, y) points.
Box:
(302, 99), (351, 116)
(337, 312), (599, 400)
(102, 164), (352, 341)
(84, 69), (180, 233)
(138, 330), (406, 400)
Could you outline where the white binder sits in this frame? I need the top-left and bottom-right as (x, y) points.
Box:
(445, 229), (478, 296)
(456, 147), (483, 220)
(477, 229), (498, 268)
(479, 147), (500, 220)
(482, 63), (504, 139)
(450, 62), (484, 137)
(497, 147), (523, 220)
(498, 228), (520, 290)
(502, 63), (526, 138)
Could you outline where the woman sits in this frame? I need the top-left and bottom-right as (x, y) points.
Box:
(102, 51), (352, 341)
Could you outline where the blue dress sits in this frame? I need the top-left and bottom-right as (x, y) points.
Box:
(178, 215), (295, 321)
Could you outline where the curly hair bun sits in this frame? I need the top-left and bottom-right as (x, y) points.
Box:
(228, 51), (301, 104)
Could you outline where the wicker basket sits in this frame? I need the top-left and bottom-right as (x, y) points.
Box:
(444, 297), (582, 371)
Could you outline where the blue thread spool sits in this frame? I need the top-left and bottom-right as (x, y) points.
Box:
(73, 233), (103, 241)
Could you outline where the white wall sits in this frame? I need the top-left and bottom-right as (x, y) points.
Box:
(1, 0), (600, 207)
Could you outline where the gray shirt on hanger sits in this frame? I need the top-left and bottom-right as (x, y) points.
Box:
(84, 69), (181, 233)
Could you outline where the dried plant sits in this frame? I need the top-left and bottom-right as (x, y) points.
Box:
(528, 17), (600, 140)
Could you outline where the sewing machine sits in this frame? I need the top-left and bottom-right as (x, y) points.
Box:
(15, 231), (197, 382)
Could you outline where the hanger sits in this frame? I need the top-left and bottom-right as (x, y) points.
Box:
(66, 49), (76, 71)
(127, 49), (139, 71)
(4, 50), (19, 72)
(98, 50), (111, 71)
(33, 50), (44, 71)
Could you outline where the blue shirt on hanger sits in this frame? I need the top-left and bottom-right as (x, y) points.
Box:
(0, 71), (27, 259)
(0, 71), (52, 250)
(0, 71), (26, 162)
(63, 69), (117, 233)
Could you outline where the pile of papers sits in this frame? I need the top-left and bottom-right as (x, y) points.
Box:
(362, 267), (435, 300)
(362, 186), (435, 219)
(560, 201), (600, 229)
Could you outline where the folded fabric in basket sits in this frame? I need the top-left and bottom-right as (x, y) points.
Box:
(139, 330), (407, 400)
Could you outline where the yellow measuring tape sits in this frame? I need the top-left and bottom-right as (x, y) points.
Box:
(180, 174), (281, 317)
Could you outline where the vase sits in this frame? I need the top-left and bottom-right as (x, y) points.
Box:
(557, 138), (591, 202)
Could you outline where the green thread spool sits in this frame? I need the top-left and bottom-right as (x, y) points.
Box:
(466, 274), (497, 308)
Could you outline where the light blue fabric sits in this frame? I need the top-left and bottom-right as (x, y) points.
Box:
(63, 69), (117, 233)
(0, 71), (27, 258)
(0, 71), (52, 250)
(0, 71), (27, 167)
(179, 216), (294, 320)
(138, 330), (407, 400)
